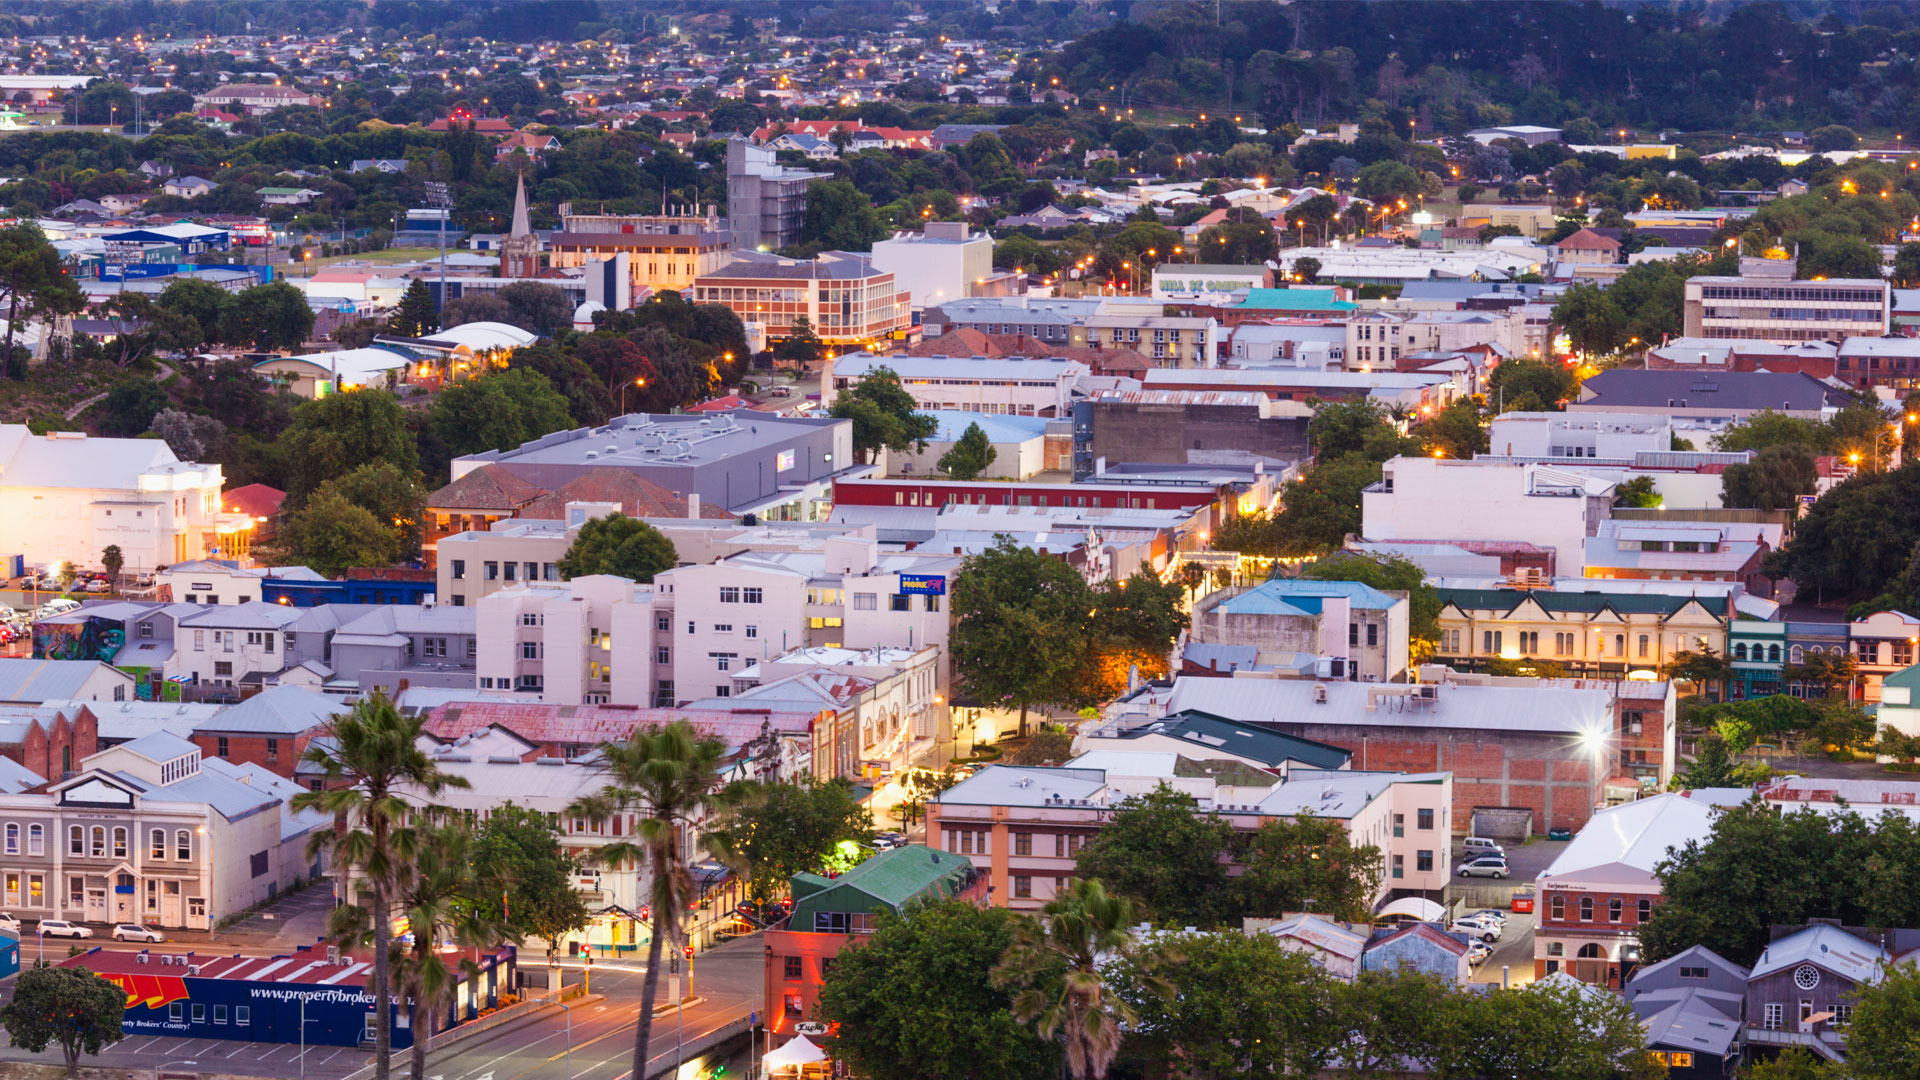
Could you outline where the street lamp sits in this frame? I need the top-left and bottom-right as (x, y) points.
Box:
(621, 376), (646, 414)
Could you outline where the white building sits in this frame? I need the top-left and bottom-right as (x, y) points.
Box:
(882, 411), (1051, 480)
(1486, 413), (1675, 460)
(1361, 457), (1616, 574)
(1345, 310), (1524, 371)
(174, 602), (303, 690)
(0, 426), (241, 575)
(869, 222), (993, 311)
(826, 354), (1089, 417)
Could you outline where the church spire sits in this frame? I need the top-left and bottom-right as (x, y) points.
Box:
(510, 169), (531, 239)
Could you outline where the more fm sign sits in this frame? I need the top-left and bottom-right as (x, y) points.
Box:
(898, 574), (946, 596)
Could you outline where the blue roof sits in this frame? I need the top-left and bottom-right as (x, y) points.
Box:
(923, 410), (1050, 443)
(1217, 579), (1401, 616)
(1233, 288), (1357, 313)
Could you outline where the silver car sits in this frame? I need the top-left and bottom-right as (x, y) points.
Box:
(1456, 855), (1510, 879)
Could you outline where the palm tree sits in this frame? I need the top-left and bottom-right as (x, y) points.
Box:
(291, 692), (470, 1080)
(992, 879), (1170, 1080)
(393, 822), (510, 1080)
(566, 721), (732, 1080)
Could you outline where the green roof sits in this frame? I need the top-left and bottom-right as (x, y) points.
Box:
(1882, 663), (1920, 692)
(1437, 588), (1728, 618)
(786, 845), (975, 927)
(1232, 287), (1358, 313)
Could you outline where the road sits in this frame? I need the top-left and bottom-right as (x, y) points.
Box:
(0, 937), (764, 1080)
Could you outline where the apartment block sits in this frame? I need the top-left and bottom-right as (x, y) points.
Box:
(1682, 258), (1888, 343)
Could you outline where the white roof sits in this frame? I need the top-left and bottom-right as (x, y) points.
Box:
(1376, 897), (1446, 921)
(0, 425), (201, 488)
(1752, 924), (1888, 986)
(1163, 675), (1614, 735)
(427, 321), (539, 351)
(264, 348), (410, 384)
(1536, 794), (1719, 891)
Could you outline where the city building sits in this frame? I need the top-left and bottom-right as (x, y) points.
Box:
(498, 171), (540, 278)
(450, 411), (852, 520)
(0, 703), (98, 781)
(546, 207), (733, 296)
(692, 251), (908, 347)
(1486, 412), (1675, 460)
(726, 138), (830, 251)
(1581, 520), (1779, 594)
(1570, 370), (1850, 432)
(882, 411), (1053, 480)
(928, 759), (1453, 911)
(0, 660), (135, 706)
(1188, 580), (1411, 683)
(172, 602), (304, 692)
(763, 845), (984, 1051)
(185, 685), (336, 779)
(1682, 258), (1889, 343)
(1434, 588), (1732, 681)
(1071, 390), (1308, 480)
(869, 222), (993, 311)
(826, 354), (1089, 417)
(1362, 457), (1616, 571)
(1834, 336), (1920, 390)
(0, 426), (241, 575)
(924, 296), (1103, 346)
(1084, 313), (1221, 368)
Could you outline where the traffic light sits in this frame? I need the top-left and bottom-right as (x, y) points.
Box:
(684, 944), (695, 960)
(639, 905), (650, 921)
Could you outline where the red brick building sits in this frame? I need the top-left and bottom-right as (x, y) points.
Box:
(0, 704), (98, 781)
(186, 685), (336, 780)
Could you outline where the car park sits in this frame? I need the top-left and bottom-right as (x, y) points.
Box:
(1450, 915), (1503, 942)
(36, 919), (92, 938)
(84, 579), (110, 593)
(112, 924), (165, 943)
(37, 598), (80, 618)
(1456, 855), (1510, 879)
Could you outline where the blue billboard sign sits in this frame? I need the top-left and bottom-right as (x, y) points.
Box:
(899, 574), (946, 596)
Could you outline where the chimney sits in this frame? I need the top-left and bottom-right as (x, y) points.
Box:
(687, 493), (701, 519)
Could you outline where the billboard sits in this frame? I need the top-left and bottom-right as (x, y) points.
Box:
(898, 574), (946, 596)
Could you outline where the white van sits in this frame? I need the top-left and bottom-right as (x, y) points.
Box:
(1462, 836), (1506, 857)
(36, 598), (81, 619)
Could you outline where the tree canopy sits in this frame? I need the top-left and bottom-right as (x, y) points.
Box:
(556, 513), (678, 582)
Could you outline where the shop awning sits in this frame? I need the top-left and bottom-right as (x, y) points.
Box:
(1375, 897), (1446, 922)
(765, 1035), (828, 1071)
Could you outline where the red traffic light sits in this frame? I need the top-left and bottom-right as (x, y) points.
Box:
(684, 945), (694, 959)
(639, 906), (650, 920)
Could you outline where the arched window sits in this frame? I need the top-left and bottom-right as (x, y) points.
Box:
(1638, 898), (1652, 923)
(3, 823), (15, 855)
(112, 827), (127, 859)
(1579, 896), (1594, 921)
(1609, 898), (1623, 923)
(29, 824), (43, 855)
(176, 830), (191, 861)
(1734, 643), (1748, 660)
(1550, 895), (1565, 921)
(90, 827), (105, 857)
(1577, 942), (1605, 959)
(151, 830), (166, 859)
(1769, 644), (1782, 663)
(68, 825), (82, 856)
(1791, 645), (1805, 664)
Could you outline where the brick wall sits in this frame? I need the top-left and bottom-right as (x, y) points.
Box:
(193, 730), (313, 778)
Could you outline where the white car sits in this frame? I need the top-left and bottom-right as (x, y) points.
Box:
(1467, 941), (1493, 965)
(1450, 916), (1503, 943)
(36, 920), (92, 939)
(0, 912), (18, 934)
(112, 924), (165, 943)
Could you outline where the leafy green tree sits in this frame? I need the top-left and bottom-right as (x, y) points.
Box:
(1849, 957), (1920, 1080)
(293, 692), (470, 1080)
(1302, 551), (1438, 661)
(1488, 356), (1578, 413)
(98, 379), (171, 436)
(1292, 256), (1322, 284)
(279, 390), (421, 505)
(1334, 970), (1453, 1077)
(157, 277), (235, 348)
(721, 778), (874, 905)
(1894, 243), (1920, 289)
(797, 179), (887, 252)
(1196, 218), (1278, 264)
(951, 536), (1097, 733)
(1072, 786), (1234, 926)
(0, 221), (84, 377)
(387, 278), (438, 338)
(391, 822), (509, 1080)
(566, 721), (733, 1080)
(1307, 399), (1416, 461)
(830, 365), (939, 464)
(470, 803), (590, 960)
(425, 368), (574, 466)
(98, 293), (203, 368)
(496, 281), (574, 337)
(1669, 732), (1770, 790)
(1355, 160), (1422, 203)
(277, 491), (401, 578)
(1613, 475), (1662, 508)
(220, 280), (317, 351)
(1009, 726), (1076, 766)
(1713, 410), (1832, 454)
(1112, 931), (1342, 1079)
(1550, 283), (1626, 357)
(1416, 397), (1487, 459)
(1425, 980), (1660, 1080)
(1722, 443), (1818, 510)
(0, 968), (129, 1077)
(1233, 815), (1384, 923)
(993, 879), (1165, 1080)
(556, 513), (677, 582)
(817, 900), (1058, 1080)
(508, 342), (614, 426)
(773, 314), (824, 366)
(1661, 646), (1734, 689)
(1746, 1049), (1847, 1080)
(938, 421), (998, 480)
(1086, 567), (1191, 688)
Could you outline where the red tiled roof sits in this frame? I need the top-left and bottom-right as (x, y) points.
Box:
(688, 394), (749, 412)
(427, 464), (545, 512)
(223, 483), (285, 518)
(516, 469), (732, 520)
(908, 327), (1000, 357)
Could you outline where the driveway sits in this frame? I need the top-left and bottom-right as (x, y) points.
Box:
(1451, 837), (1568, 989)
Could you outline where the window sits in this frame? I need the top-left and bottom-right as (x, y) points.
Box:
(451, 560), (466, 580)
(1417, 808), (1434, 830)
(926, 594), (941, 613)
(217, 736), (229, 756)
(266, 738), (278, 762)
(214, 1005), (228, 1024)
(1832, 1004), (1853, 1028)
(1638, 634), (1650, 659)
(711, 652), (736, 672)
(236, 1007), (250, 1027)
(1546, 942), (1564, 956)
(1014, 833), (1032, 856)
(745, 625), (758, 639)
(1416, 850), (1433, 872)
(1579, 896), (1594, 922)
(1391, 854), (1404, 879)
(28, 824), (40, 856)
(188, 897), (206, 918)
(783, 956), (802, 979)
(27, 875), (40, 905)
(139, 622), (153, 639)
(1608, 898), (1622, 923)
(485, 561), (499, 581)
(1764, 1003), (1784, 1031)
(854, 593), (877, 610)
(743, 588), (763, 604)
(521, 613), (540, 627)
(113, 827), (126, 858)
(812, 912), (848, 934)
(1679, 966), (1709, 980)
(713, 623), (732, 633)
(170, 1003), (183, 1022)
(192, 1005), (206, 1024)
(521, 642), (540, 661)
(3, 823), (14, 855)
(1550, 895), (1565, 920)
(783, 993), (803, 1018)
(686, 621), (696, 635)
(151, 829), (166, 859)
(68, 825), (82, 856)
(656, 646), (671, 664)
(719, 587), (740, 603)
(1013, 875), (1032, 899)
(890, 595), (911, 612)
(1367, 624), (1379, 647)
(177, 829), (191, 860)
(1638, 898), (1652, 923)
(504, 562), (516, 582)
(657, 615), (671, 632)
(1392, 813), (1404, 838)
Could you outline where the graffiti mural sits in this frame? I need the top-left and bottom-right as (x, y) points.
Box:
(33, 618), (125, 663)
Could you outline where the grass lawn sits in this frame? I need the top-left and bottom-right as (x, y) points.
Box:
(308, 245), (445, 269)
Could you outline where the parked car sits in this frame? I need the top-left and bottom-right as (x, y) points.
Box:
(84, 579), (110, 593)
(1450, 916), (1503, 942)
(1471, 908), (1510, 926)
(1467, 941), (1493, 965)
(112, 924), (165, 943)
(0, 912), (18, 934)
(1456, 855), (1510, 879)
(1462, 836), (1506, 857)
(37, 598), (80, 618)
(1547, 826), (1574, 842)
(36, 920), (92, 938)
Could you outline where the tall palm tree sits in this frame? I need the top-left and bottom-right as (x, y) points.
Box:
(292, 691), (469, 1080)
(393, 822), (510, 1080)
(566, 721), (732, 1080)
(992, 879), (1170, 1080)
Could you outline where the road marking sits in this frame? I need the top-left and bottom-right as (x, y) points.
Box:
(130, 1037), (166, 1053)
(321, 1048), (349, 1063)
